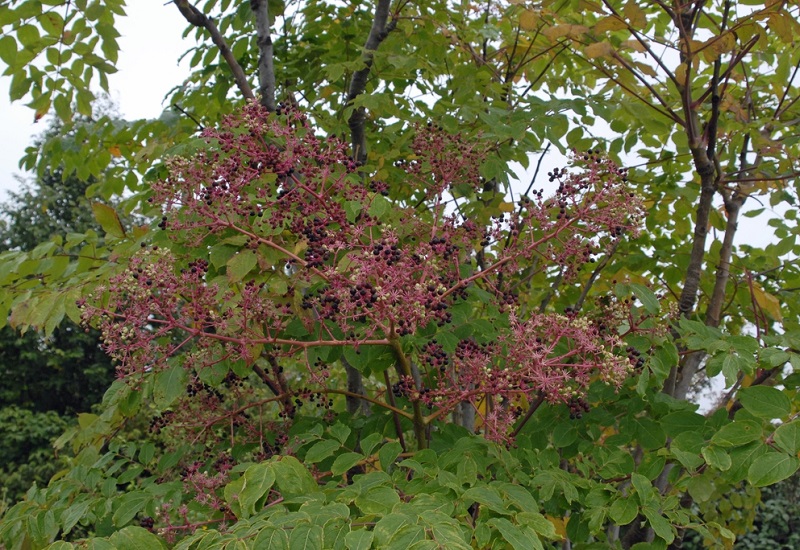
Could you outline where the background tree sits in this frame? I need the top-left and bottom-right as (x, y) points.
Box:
(0, 0), (799, 548)
(0, 119), (115, 506)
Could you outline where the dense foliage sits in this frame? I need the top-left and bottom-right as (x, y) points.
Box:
(1, 0), (800, 548)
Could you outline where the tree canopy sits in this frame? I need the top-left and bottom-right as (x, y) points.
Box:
(1, 0), (799, 548)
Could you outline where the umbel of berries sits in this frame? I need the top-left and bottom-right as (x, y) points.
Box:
(79, 102), (644, 445)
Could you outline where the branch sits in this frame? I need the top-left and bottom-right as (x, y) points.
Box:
(174, 0), (255, 101)
(346, 0), (396, 164)
(250, 0), (276, 111)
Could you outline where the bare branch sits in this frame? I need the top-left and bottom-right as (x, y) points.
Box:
(174, 0), (255, 101)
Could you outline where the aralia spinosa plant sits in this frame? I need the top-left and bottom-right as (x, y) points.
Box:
(79, 102), (647, 453)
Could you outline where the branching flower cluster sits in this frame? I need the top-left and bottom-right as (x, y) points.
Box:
(80, 102), (644, 446)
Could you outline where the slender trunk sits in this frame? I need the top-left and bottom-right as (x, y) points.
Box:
(251, 0), (276, 111)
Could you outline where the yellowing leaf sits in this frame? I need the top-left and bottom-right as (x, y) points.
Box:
(92, 202), (126, 239)
(623, 0), (647, 30)
(545, 515), (568, 538)
(675, 63), (687, 86)
(585, 41), (614, 59)
(519, 9), (540, 31)
(753, 282), (782, 321)
(768, 12), (793, 43)
(543, 24), (589, 41)
(634, 61), (658, 77)
(595, 16), (627, 33)
(622, 39), (646, 53)
(108, 145), (122, 157)
(498, 201), (516, 213)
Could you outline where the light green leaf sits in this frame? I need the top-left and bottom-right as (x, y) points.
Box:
(738, 386), (791, 419)
(238, 462), (276, 517)
(108, 526), (168, 549)
(355, 486), (401, 515)
(701, 446), (732, 471)
(748, 452), (800, 487)
(331, 452), (364, 476)
(288, 523), (324, 550)
(112, 491), (152, 528)
(710, 420), (762, 447)
(774, 421), (800, 454)
(630, 283), (660, 314)
(226, 251), (258, 282)
(344, 529), (374, 550)
(304, 439), (341, 464)
(153, 364), (188, 409)
(609, 497), (638, 525)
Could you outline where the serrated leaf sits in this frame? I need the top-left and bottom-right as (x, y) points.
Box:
(92, 202), (126, 238)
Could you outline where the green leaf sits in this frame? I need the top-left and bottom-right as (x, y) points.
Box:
(253, 527), (290, 549)
(379, 441), (403, 472)
(272, 456), (319, 499)
(304, 439), (341, 464)
(288, 523), (324, 550)
(344, 529), (374, 550)
(108, 526), (168, 549)
(329, 422), (351, 444)
(153, 364), (188, 409)
(238, 462), (276, 517)
(0, 35), (17, 66)
(660, 411), (705, 436)
(368, 195), (391, 219)
(609, 497), (638, 525)
(331, 452), (364, 476)
(227, 251), (258, 282)
(488, 518), (543, 550)
(92, 202), (126, 238)
(774, 421), (800, 454)
(701, 446), (731, 471)
(748, 452), (800, 487)
(738, 386), (791, 419)
(629, 283), (660, 313)
(355, 486), (401, 515)
(710, 420), (762, 447)
(112, 491), (152, 527)
(462, 486), (510, 515)
(642, 506), (674, 544)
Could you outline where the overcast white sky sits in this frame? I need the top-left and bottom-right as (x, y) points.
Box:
(0, 1), (192, 200)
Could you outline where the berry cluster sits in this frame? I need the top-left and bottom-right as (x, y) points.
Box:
(79, 103), (646, 452)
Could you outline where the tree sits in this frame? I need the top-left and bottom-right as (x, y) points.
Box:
(1, 0), (799, 548)
(0, 120), (115, 506)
